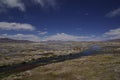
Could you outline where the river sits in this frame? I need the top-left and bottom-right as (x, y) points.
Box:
(0, 45), (102, 75)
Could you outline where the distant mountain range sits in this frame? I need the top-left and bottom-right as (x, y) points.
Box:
(0, 38), (34, 43)
(0, 38), (120, 43)
(106, 39), (120, 42)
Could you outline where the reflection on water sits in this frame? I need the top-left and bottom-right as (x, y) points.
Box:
(90, 45), (102, 50)
(83, 45), (102, 56)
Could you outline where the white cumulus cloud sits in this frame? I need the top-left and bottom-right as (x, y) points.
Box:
(0, 34), (41, 41)
(0, 0), (25, 11)
(34, 0), (57, 8)
(0, 33), (104, 42)
(44, 33), (95, 41)
(106, 8), (120, 17)
(103, 28), (120, 39)
(0, 22), (35, 31)
(38, 31), (48, 35)
(0, 0), (57, 12)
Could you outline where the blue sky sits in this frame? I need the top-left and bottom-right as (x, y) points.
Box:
(0, 0), (120, 41)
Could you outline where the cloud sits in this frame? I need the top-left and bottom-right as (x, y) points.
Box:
(38, 31), (48, 35)
(0, 34), (41, 41)
(0, 0), (57, 12)
(44, 33), (96, 41)
(0, 0), (25, 11)
(106, 8), (120, 17)
(0, 22), (35, 31)
(0, 33), (105, 42)
(103, 28), (120, 39)
(43, 28), (120, 41)
(34, 0), (57, 8)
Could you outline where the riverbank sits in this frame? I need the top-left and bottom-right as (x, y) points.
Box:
(1, 52), (120, 80)
(0, 42), (120, 80)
